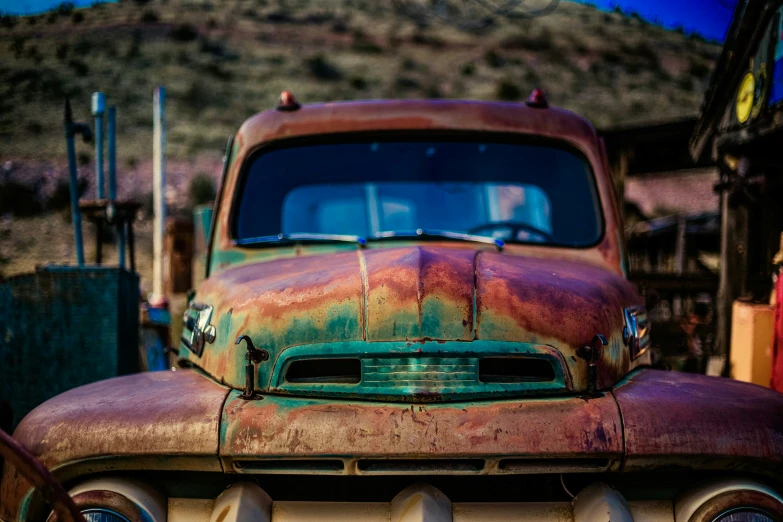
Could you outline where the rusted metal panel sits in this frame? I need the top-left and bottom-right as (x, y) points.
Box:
(0, 370), (229, 521)
(183, 246), (647, 394)
(210, 100), (624, 277)
(363, 247), (475, 341)
(613, 369), (783, 477)
(0, 266), (140, 429)
(218, 390), (623, 468)
(475, 252), (644, 391)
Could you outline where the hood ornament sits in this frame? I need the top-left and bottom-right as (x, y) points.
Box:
(236, 335), (269, 400)
(577, 334), (608, 397)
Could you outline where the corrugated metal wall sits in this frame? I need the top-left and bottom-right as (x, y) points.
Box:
(0, 266), (140, 430)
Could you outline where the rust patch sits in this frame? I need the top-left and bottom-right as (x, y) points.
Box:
(219, 391), (623, 463)
(614, 369), (783, 477)
(1, 370), (229, 520)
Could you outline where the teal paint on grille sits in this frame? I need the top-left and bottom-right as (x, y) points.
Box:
(268, 340), (570, 402)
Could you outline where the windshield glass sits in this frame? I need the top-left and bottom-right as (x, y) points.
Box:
(234, 138), (603, 247)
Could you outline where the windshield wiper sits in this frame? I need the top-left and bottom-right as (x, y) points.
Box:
(373, 229), (504, 250)
(236, 233), (367, 247)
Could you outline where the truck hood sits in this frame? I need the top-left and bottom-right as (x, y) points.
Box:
(184, 245), (645, 396)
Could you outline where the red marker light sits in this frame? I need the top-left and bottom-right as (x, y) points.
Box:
(277, 90), (301, 111)
(526, 88), (548, 108)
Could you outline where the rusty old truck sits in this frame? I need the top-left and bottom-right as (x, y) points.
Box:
(2, 92), (783, 522)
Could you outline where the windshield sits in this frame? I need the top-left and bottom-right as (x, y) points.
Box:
(234, 138), (603, 247)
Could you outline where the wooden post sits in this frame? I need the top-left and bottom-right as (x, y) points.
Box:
(611, 149), (629, 210)
(717, 157), (751, 376)
(152, 86), (166, 303)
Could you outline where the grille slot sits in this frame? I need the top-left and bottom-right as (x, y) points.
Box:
(357, 459), (485, 473)
(234, 459), (345, 472)
(479, 357), (555, 383)
(286, 358), (361, 384)
(362, 357), (478, 388)
(498, 458), (610, 473)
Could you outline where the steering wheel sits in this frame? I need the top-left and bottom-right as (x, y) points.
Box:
(0, 429), (84, 522)
(468, 221), (552, 241)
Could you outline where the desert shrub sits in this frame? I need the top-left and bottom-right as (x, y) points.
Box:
(170, 23), (199, 42)
(602, 49), (622, 65)
(689, 60), (712, 79)
(71, 11), (84, 23)
(484, 50), (503, 68)
(73, 39), (93, 54)
(395, 76), (420, 90)
(352, 32), (383, 54)
(0, 180), (42, 217)
(126, 30), (142, 59)
(425, 84), (442, 98)
(678, 76), (694, 91)
(350, 76), (367, 90)
(189, 173), (216, 206)
(500, 29), (552, 51)
(133, 0), (152, 5)
(182, 81), (213, 109)
(25, 120), (43, 134)
(27, 15), (38, 25)
(67, 58), (89, 76)
(206, 18), (218, 29)
(46, 177), (87, 211)
(496, 79), (521, 101)
(56, 42), (69, 60)
(305, 54), (342, 81)
(266, 12), (293, 23)
(461, 63), (475, 76)
(400, 57), (417, 71)
(202, 60), (232, 80)
(0, 12), (18, 28)
(140, 9), (159, 22)
(331, 20), (347, 33)
(10, 36), (25, 58)
(411, 31), (444, 48)
(57, 2), (75, 16)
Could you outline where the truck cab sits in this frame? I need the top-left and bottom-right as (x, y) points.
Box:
(3, 94), (783, 522)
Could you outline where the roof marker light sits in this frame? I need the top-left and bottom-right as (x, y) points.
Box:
(277, 90), (301, 111)
(526, 88), (549, 108)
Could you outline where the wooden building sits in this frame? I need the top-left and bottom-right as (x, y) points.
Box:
(690, 0), (783, 375)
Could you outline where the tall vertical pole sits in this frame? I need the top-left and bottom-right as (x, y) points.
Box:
(91, 92), (106, 199)
(108, 105), (125, 269)
(108, 106), (117, 201)
(64, 99), (85, 266)
(152, 86), (166, 302)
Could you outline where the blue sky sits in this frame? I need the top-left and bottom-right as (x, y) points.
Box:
(0, 0), (737, 42)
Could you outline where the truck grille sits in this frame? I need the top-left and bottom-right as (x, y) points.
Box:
(271, 340), (570, 402)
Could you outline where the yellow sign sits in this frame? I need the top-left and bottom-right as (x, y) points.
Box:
(736, 72), (755, 123)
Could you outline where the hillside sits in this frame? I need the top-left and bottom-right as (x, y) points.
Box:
(0, 0), (720, 165)
(0, 0), (721, 286)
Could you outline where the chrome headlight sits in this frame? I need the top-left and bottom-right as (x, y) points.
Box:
(80, 509), (131, 522)
(713, 510), (776, 521)
(676, 479), (783, 522)
(52, 478), (166, 522)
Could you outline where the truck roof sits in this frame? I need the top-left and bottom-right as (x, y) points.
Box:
(235, 97), (602, 156)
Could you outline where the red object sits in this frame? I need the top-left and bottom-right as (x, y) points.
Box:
(526, 88), (549, 108)
(771, 274), (783, 392)
(277, 90), (301, 111)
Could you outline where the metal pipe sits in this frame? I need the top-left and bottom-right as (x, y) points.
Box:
(108, 105), (117, 201)
(152, 86), (166, 301)
(91, 93), (105, 199)
(64, 99), (85, 266)
(118, 223), (126, 269)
